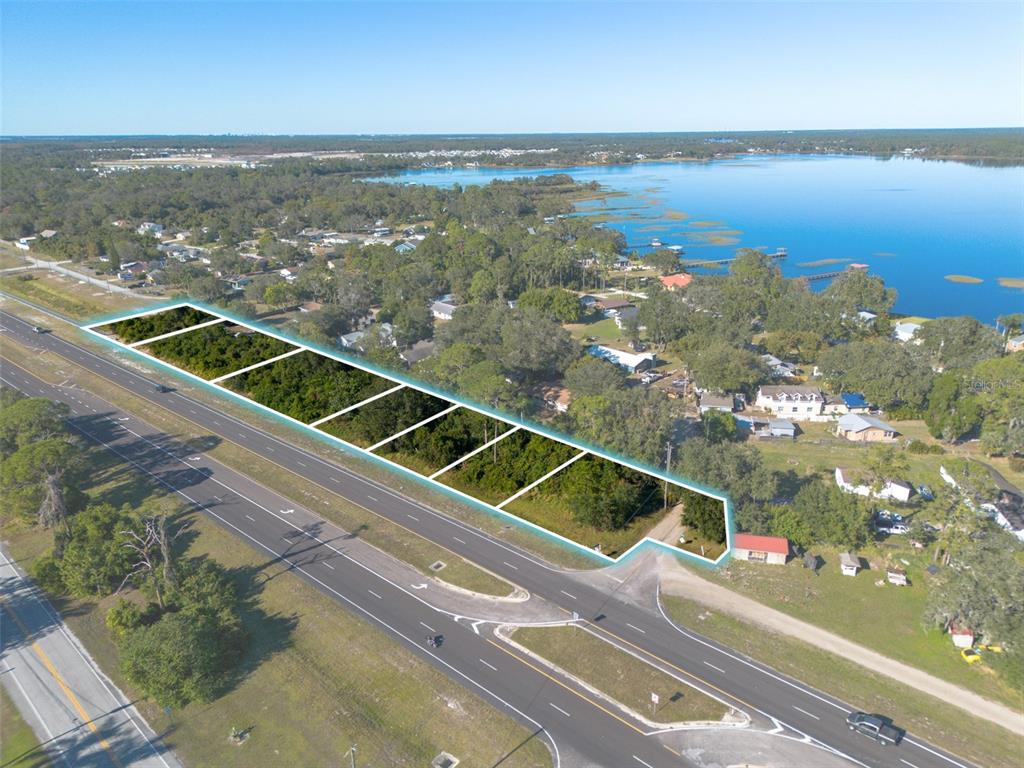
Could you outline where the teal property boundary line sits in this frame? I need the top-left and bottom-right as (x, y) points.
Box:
(82, 300), (735, 567)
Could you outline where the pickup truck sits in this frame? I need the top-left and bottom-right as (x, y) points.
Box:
(847, 711), (903, 746)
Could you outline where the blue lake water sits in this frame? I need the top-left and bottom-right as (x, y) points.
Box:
(378, 155), (1024, 322)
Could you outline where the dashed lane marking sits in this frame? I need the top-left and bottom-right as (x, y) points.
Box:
(559, 590), (577, 600)
(480, 659), (497, 672)
(703, 661), (725, 674)
(368, 589), (382, 599)
(625, 623), (646, 634)
(792, 705), (819, 720)
(420, 621), (436, 633)
(502, 561), (519, 570)
(549, 702), (571, 717)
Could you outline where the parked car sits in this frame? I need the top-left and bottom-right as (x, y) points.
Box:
(876, 509), (904, 523)
(917, 485), (935, 501)
(846, 712), (903, 746)
(878, 523), (909, 535)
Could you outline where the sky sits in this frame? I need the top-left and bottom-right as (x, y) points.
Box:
(2, 1), (1022, 135)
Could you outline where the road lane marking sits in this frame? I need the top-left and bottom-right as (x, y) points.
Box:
(792, 705), (819, 720)
(419, 621), (436, 633)
(900, 760), (921, 768)
(368, 589), (382, 599)
(366, 495), (378, 502)
(703, 661), (725, 674)
(479, 659), (497, 671)
(502, 561), (519, 570)
(625, 623), (646, 634)
(265, 445), (275, 452)
(559, 590), (577, 600)
(453, 536), (466, 544)
(322, 562), (335, 570)
(244, 514), (255, 521)
(632, 756), (655, 768)
(407, 514), (419, 522)
(296, 460), (306, 467)
(548, 702), (571, 717)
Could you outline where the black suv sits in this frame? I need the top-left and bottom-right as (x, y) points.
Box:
(846, 711), (903, 746)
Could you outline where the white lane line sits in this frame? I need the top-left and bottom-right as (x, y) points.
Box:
(245, 514), (255, 521)
(188, 408), (197, 415)
(366, 495), (378, 502)
(296, 460), (306, 467)
(792, 705), (819, 720)
(479, 658), (498, 672)
(265, 445), (275, 452)
(407, 514), (419, 522)
(368, 589), (382, 599)
(453, 536), (466, 544)
(559, 590), (577, 600)
(322, 562), (335, 570)
(548, 702), (571, 717)
(625, 623), (646, 634)
(703, 660), (725, 674)
(900, 760), (921, 768)
(632, 756), (655, 768)
(502, 561), (519, 570)
(419, 621), (436, 633)
(329, 476), (340, 483)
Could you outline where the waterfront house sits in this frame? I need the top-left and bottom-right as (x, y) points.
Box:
(658, 273), (692, 291)
(732, 533), (789, 565)
(1007, 333), (1024, 353)
(836, 413), (899, 443)
(754, 385), (824, 420)
(893, 321), (923, 343)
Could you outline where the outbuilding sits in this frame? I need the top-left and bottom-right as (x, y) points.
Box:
(886, 567), (908, 586)
(768, 419), (797, 439)
(836, 413), (899, 443)
(840, 552), (859, 577)
(732, 533), (789, 565)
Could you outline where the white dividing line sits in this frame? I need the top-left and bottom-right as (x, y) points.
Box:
(265, 446), (275, 452)
(479, 658), (497, 672)
(127, 317), (226, 347)
(367, 589), (382, 599)
(244, 514), (255, 521)
(419, 621), (436, 633)
(407, 514), (419, 522)
(900, 760), (921, 768)
(322, 562), (335, 570)
(625, 623), (646, 634)
(452, 536), (466, 544)
(307, 384), (406, 427)
(792, 705), (820, 720)
(495, 450), (588, 509)
(428, 425), (521, 479)
(366, 495), (378, 502)
(702, 660), (725, 674)
(366, 404), (460, 452)
(548, 702), (571, 717)
(632, 756), (655, 768)
(296, 460), (306, 467)
(559, 590), (577, 600)
(502, 561), (519, 570)
(209, 346), (304, 384)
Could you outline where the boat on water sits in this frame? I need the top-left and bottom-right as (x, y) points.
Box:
(650, 237), (663, 247)
(668, 244), (684, 252)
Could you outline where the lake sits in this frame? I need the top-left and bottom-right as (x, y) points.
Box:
(377, 155), (1024, 322)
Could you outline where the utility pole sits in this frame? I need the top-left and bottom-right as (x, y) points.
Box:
(663, 440), (673, 508)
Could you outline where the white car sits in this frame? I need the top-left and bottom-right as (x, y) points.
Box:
(880, 523), (909, 535)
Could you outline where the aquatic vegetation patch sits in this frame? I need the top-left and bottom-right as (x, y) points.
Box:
(998, 277), (1024, 289)
(944, 274), (984, 285)
(798, 258), (852, 268)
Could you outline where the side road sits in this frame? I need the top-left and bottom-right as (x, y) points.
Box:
(0, 545), (181, 768)
(658, 556), (1024, 736)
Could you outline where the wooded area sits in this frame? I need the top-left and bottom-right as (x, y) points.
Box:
(141, 324), (293, 380)
(104, 305), (216, 343)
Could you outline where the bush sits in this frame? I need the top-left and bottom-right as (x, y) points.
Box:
(30, 552), (66, 594)
(1008, 456), (1024, 474)
(106, 598), (143, 642)
(907, 439), (945, 455)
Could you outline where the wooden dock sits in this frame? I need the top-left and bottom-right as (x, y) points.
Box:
(794, 263), (868, 284)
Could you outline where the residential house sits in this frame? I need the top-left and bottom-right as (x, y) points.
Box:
(840, 552), (860, 577)
(137, 222), (164, 237)
(613, 305), (639, 329)
(732, 533), (789, 565)
(1006, 333), (1024, 353)
(698, 393), (737, 415)
(893, 321), (922, 343)
(658, 273), (692, 291)
(394, 241), (417, 254)
(224, 276), (252, 291)
(823, 392), (871, 416)
(536, 385), (572, 414)
(298, 301), (324, 313)
(15, 237), (35, 250)
(579, 294), (598, 310)
(857, 310), (878, 324)
(836, 413), (899, 443)
(587, 345), (656, 374)
(340, 322), (396, 351)
(761, 354), (798, 378)
(400, 339), (436, 365)
(431, 295), (459, 321)
(754, 385), (825, 421)
(39, 229), (58, 239)
(595, 298), (633, 314)
(835, 467), (913, 503)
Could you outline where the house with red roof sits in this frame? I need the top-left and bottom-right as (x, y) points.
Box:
(732, 533), (790, 565)
(659, 272), (693, 291)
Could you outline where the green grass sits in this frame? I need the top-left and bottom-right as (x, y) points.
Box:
(565, 316), (629, 346)
(1, 270), (146, 320)
(660, 594), (1023, 768)
(0, 439), (552, 768)
(702, 549), (1021, 709)
(0, 684), (52, 768)
(512, 625), (729, 724)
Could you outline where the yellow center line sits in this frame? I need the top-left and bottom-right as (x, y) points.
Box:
(485, 637), (648, 735)
(1, 597), (124, 768)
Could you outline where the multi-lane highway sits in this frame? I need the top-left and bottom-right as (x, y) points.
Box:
(0, 301), (984, 768)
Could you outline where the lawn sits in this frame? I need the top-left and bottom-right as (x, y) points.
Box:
(565, 316), (629, 346)
(512, 625), (730, 725)
(0, 684), (51, 768)
(660, 594), (1022, 768)
(0, 434), (552, 768)
(0, 270), (146, 320)
(702, 546), (1021, 709)
(142, 324), (295, 380)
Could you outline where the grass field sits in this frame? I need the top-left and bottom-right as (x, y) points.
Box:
(0, 441), (552, 768)
(0, 269), (146, 320)
(512, 625), (729, 725)
(660, 594), (1023, 768)
(0, 685), (51, 768)
(701, 548), (1021, 709)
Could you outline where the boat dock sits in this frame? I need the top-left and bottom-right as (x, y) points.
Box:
(795, 263), (868, 283)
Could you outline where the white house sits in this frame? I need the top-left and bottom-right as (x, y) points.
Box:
(587, 345), (656, 373)
(431, 295), (459, 321)
(835, 467), (913, 503)
(732, 533), (789, 565)
(755, 385), (825, 421)
(137, 222), (164, 237)
(893, 321), (922, 343)
(761, 354), (798, 378)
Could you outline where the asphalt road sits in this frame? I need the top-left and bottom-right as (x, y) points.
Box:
(0, 303), (983, 768)
(1, 545), (181, 768)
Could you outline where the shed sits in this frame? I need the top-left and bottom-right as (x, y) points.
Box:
(768, 419), (797, 439)
(886, 567), (908, 586)
(732, 533), (789, 565)
(949, 624), (974, 649)
(839, 552), (859, 577)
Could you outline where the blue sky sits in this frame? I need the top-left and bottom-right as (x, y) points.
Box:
(2, 1), (1022, 135)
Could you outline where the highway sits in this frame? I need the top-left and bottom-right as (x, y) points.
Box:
(0, 302), (983, 768)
